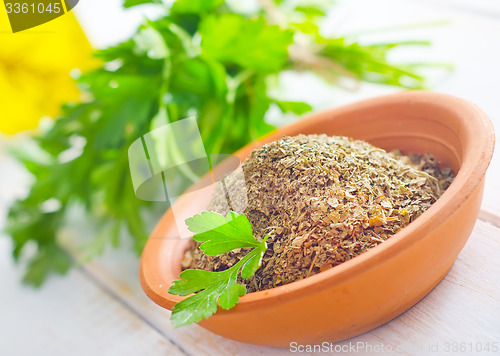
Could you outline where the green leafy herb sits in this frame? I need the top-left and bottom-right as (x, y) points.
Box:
(200, 14), (294, 73)
(123, 0), (162, 8)
(169, 211), (270, 327)
(186, 211), (261, 255)
(6, 0), (441, 286)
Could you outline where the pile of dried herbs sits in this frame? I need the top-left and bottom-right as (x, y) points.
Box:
(183, 134), (454, 292)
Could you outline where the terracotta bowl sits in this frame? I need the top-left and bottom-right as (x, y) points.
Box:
(140, 91), (494, 348)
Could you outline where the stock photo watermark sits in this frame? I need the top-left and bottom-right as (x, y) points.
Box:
(290, 341), (403, 353)
(128, 117), (247, 239)
(289, 341), (499, 354)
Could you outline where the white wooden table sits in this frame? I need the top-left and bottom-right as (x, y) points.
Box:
(1, 0), (500, 355)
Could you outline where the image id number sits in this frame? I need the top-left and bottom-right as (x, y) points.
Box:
(5, 2), (62, 14)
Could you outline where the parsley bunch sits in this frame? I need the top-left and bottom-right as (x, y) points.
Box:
(6, 0), (432, 286)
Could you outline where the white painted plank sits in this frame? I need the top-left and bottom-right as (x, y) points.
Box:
(79, 245), (294, 356)
(479, 209), (500, 229)
(0, 236), (186, 356)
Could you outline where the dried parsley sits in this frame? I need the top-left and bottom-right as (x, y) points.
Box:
(183, 134), (455, 292)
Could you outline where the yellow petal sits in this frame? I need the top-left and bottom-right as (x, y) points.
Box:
(0, 9), (96, 134)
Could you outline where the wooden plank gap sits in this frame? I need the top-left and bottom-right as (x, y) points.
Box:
(479, 209), (500, 229)
(77, 267), (193, 356)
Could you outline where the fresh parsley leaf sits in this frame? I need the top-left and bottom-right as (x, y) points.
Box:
(133, 27), (169, 59)
(185, 211), (260, 255)
(170, 270), (246, 328)
(123, 0), (161, 8)
(168, 211), (269, 327)
(169, 244), (262, 327)
(200, 14), (294, 73)
(275, 101), (313, 115)
(22, 243), (72, 287)
(240, 233), (270, 279)
(294, 5), (327, 18)
(170, 285), (221, 327)
(218, 281), (247, 309)
(169, 255), (243, 327)
(171, 0), (224, 14)
(318, 38), (428, 88)
(168, 268), (230, 296)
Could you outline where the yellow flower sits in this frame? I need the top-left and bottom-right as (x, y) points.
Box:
(0, 9), (96, 134)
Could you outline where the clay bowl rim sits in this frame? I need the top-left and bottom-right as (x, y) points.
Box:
(141, 91), (495, 311)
